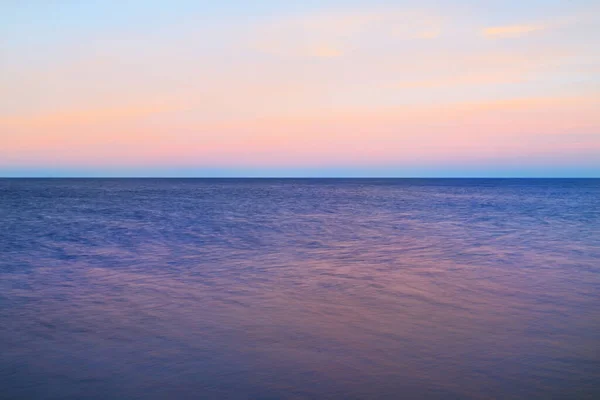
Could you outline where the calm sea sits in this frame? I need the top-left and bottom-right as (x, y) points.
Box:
(1, 179), (599, 399)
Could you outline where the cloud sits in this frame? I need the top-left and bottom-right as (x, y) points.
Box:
(309, 44), (343, 58)
(396, 72), (521, 89)
(483, 24), (544, 38)
(252, 9), (444, 58)
(0, 102), (181, 128)
(414, 29), (441, 39)
(254, 40), (344, 59)
(393, 49), (571, 89)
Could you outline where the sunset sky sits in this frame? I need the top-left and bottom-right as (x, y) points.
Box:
(1, 0), (599, 177)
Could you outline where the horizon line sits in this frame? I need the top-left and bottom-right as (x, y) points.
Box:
(2, 176), (599, 179)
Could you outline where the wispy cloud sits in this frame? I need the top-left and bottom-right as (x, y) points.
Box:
(414, 29), (441, 39)
(254, 40), (345, 59)
(309, 44), (344, 58)
(394, 50), (571, 89)
(483, 24), (544, 38)
(252, 9), (444, 58)
(0, 102), (181, 128)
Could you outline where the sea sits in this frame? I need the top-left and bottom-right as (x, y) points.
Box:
(1, 178), (599, 399)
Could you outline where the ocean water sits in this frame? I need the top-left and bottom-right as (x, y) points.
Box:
(0, 178), (599, 400)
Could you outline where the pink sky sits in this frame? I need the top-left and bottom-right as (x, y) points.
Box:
(1, 1), (599, 176)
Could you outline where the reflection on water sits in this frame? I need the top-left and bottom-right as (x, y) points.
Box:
(1, 179), (599, 399)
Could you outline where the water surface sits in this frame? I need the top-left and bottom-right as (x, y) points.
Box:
(1, 179), (599, 399)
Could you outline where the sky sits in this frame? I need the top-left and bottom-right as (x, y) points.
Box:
(1, 0), (599, 177)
